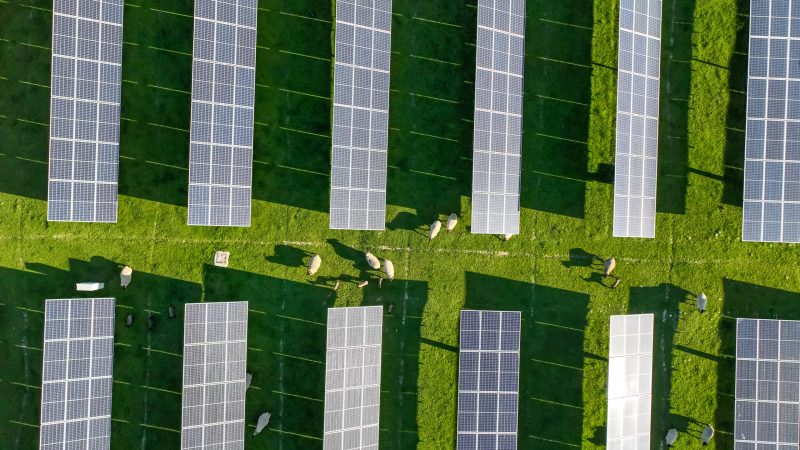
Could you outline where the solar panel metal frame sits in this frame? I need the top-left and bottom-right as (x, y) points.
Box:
(606, 313), (653, 450)
(323, 306), (383, 449)
(39, 298), (116, 450)
(470, 0), (526, 235)
(742, 0), (800, 242)
(180, 301), (249, 450)
(734, 318), (800, 449)
(47, 0), (124, 223)
(187, 0), (258, 227)
(612, 0), (662, 238)
(456, 310), (522, 450)
(329, 0), (393, 231)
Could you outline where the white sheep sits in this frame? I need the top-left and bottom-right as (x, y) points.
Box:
(665, 428), (678, 446)
(603, 258), (616, 277)
(429, 220), (442, 240)
(307, 254), (321, 276)
(701, 424), (714, 445)
(446, 213), (458, 231)
(696, 292), (708, 313)
(365, 251), (380, 270)
(253, 412), (271, 436)
(503, 233), (512, 241)
(120, 266), (132, 290)
(357, 280), (369, 289)
(383, 259), (395, 281)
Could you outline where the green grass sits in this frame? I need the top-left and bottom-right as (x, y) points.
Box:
(0, 0), (793, 449)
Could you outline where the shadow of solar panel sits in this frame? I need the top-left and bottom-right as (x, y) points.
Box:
(181, 301), (249, 449)
(470, 0), (525, 236)
(606, 314), (653, 450)
(323, 306), (383, 449)
(741, 0), (800, 242)
(457, 310), (521, 450)
(40, 298), (116, 450)
(329, 0), (393, 231)
(47, 1), (123, 223)
(187, 0), (257, 227)
(735, 319), (800, 449)
(612, 0), (662, 238)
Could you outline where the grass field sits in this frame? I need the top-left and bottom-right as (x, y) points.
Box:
(0, 0), (797, 449)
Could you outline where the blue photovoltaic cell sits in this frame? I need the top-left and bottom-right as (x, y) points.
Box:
(40, 298), (116, 450)
(613, 0), (662, 238)
(471, 0), (526, 235)
(734, 318), (800, 450)
(742, 0), (800, 242)
(187, 0), (257, 227)
(47, 0), (124, 223)
(457, 310), (521, 450)
(329, 0), (393, 231)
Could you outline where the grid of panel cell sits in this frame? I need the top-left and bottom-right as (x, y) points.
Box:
(187, 0), (257, 227)
(323, 306), (383, 449)
(742, 0), (800, 242)
(40, 298), (115, 450)
(470, 0), (525, 235)
(735, 319), (800, 450)
(181, 302), (249, 449)
(47, 0), (124, 223)
(329, 0), (393, 230)
(456, 310), (521, 450)
(607, 314), (653, 450)
(613, 0), (662, 238)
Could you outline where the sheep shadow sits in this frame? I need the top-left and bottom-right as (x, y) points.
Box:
(562, 248), (603, 268)
(265, 245), (311, 268)
(386, 211), (421, 231)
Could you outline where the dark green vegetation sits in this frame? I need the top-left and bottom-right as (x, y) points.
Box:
(0, 0), (793, 449)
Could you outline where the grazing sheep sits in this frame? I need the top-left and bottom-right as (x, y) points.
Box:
(603, 258), (616, 277)
(611, 277), (621, 289)
(697, 292), (708, 313)
(378, 278), (383, 288)
(503, 233), (512, 241)
(357, 280), (369, 289)
(701, 424), (714, 445)
(388, 302), (394, 315)
(253, 412), (271, 436)
(446, 213), (458, 231)
(168, 304), (175, 319)
(120, 266), (133, 290)
(125, 314), (133, 328)
(307, 254), (321, 276)
(429, 220), (442, 240)
(365, 251), (380, 270)
(383, 259), (395, 281)
(333, 281), (340, 292)
(246, 373), (252, 390)
(665, 428), (678, 447)
(147, 314), (154, 331)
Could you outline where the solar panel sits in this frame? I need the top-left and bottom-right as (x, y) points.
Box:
(612, 0), (662, 238)
(329, 0), (393, 230)
(456, 310), (521, 450)
(606, 314), (653, 450)
(40, 298), (116, 450)
(470, 0), (525, 235)
(47, 0), (124, 223)
(734, 318), (800, 449)
(742, 0), (800, 242)
(187, 0), (257, 227)
(323, 306), (383, 449)
(181, 301), (249, 449)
